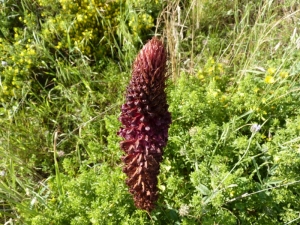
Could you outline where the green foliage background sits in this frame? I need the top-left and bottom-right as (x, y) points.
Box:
(1, 0), (300, 224)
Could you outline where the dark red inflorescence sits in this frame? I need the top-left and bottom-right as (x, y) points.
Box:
(118, 37), (171, 212)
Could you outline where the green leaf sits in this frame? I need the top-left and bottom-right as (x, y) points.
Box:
(196, 184), (210, 196)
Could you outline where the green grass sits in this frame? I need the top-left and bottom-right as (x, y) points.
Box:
(1, 0), (300, 224)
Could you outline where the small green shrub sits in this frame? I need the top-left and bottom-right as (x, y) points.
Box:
(20, 164), (130, 225)
(0, 0), (161, 103)
(163, 58), (300, 223)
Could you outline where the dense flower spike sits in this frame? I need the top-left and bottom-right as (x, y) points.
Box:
(118, 37), (171, 212)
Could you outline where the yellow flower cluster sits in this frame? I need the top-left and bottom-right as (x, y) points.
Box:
(128, 13), (154, 39)
(36, 0), (159, 57)
(264, 67), (289, 84)
(264, 67), (276, 84)
(0, 33), (39, 101)
(38, 0), (124, 56)
(1, 0), (160, 102)
(197, 57), (224, 80)
(195, 57), (227, 105)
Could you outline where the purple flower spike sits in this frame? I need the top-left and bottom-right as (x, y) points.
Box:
(118, 37), (171, 212)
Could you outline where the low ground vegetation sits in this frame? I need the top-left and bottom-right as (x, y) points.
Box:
(1, 0), (300, 224)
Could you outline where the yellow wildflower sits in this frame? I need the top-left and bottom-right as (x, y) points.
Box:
(198, 75), (204, 80)
(208, 57), (215, 65)
(56, 42), (62, 49)
(220, 95), (227, 102)
(76, 14), (83, 22)
(207, 66), (214, 75)
(212, 91), (218, 97)
(279, 71), (288, 78)
(265, 75), (275, 84)
(267, 67), (276, 75)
